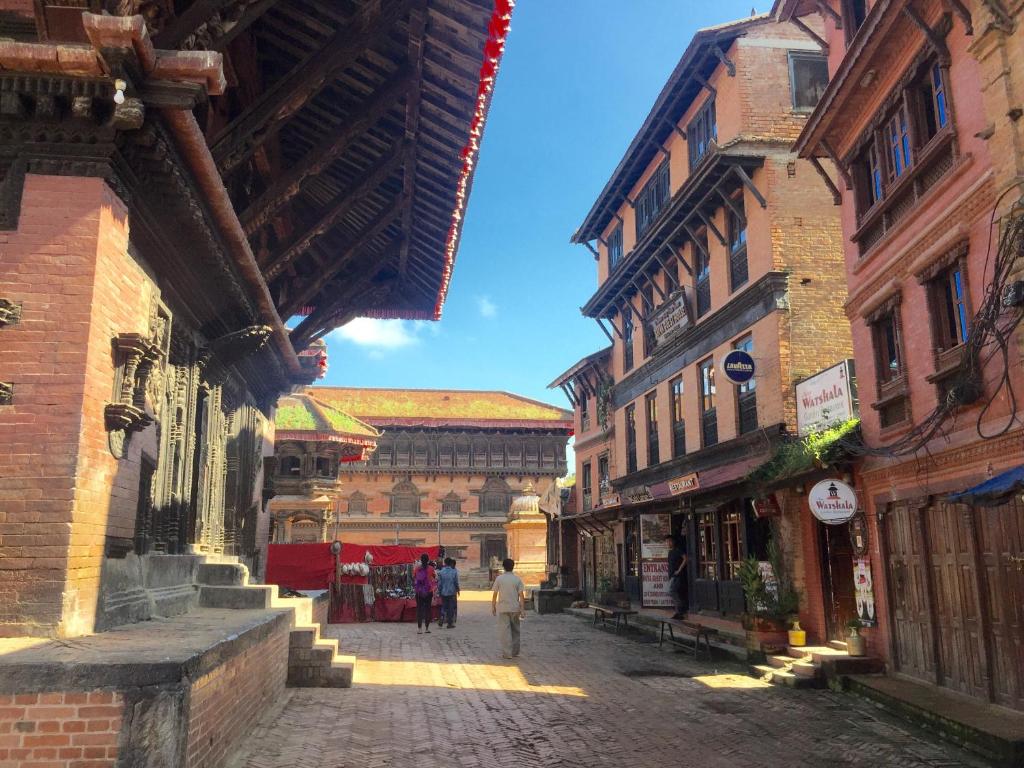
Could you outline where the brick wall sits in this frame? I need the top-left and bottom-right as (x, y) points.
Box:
(0, 691), (123, 766)
(184, 619), (289, 768)
(0, 174), (158, 637)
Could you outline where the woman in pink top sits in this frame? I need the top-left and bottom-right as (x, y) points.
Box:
(413, 554), (437, 634)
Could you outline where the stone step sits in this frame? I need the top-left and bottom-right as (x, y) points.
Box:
(198, 584), (273, 610)
(752, 664), (819, 689)
(791, 660), (820, 679)
(767, 654), (793, 670)
(829, 640), (848, 651)
(271, 595), (314, 625)
(196, 562), (249, 586)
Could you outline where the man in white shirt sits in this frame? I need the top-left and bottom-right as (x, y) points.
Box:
(491, 558), (526, 659)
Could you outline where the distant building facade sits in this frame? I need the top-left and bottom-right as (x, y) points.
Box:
(269, 388), (572, 577)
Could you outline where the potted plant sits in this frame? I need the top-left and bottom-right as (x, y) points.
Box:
(738, 539), (801, 656)
(846, 617), (866, 656)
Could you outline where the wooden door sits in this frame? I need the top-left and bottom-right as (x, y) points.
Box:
(820, 522), (858, 641)
(885, 502), (936, 682)
(976, 498), (1024, 710)
(927, 502), (988, 700)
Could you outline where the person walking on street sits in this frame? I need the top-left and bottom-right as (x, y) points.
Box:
(491, 558), (526, 659)
(413, 554), (437, 634)
(665, 534), (689, 619)
(437, 557), (461, 629)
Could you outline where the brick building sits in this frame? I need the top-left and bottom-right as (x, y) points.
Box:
(0, 0), (514, 761)
(556, 13), (854, 639)
(778, 0), (1024, 711)
(270, 387), (573, 582)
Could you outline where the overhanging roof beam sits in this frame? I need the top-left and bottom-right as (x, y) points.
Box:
(697, 210), (726, 245)
(809, 157), (842, 205)
(940, 0), (973, 34)
(715, 184), (746, 228)
(559, 383), (578, 408)
(815, 0), (843, 28)
(278, 200), (403, 318)
(693, 71), (716, 97)
(211, 0), (415, 173)
(154, 0), (233, 49)
(398, 0), (428, 276)
(263, 145), (405, 281)
(594, 316), (615, 342)
(903, 5), (951, 63)
(790, 14), (829, 53)
(711, 45), (736, 77)
(684, 222), (711, 262)
(583, 241), (599, 260)
(240, 68), (412, 235)
(731, 165), (767, 209)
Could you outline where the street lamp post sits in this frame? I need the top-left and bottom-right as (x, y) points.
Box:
(437, 505), (442, 550)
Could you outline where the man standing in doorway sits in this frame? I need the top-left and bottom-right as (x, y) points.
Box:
(491, 558), (526, 659)
(665, 534), (689, 619)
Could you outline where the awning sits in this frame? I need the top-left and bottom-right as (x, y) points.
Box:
(947, 465), (1024, 507)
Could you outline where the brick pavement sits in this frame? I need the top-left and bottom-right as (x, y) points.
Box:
(230, 591), (983, 768)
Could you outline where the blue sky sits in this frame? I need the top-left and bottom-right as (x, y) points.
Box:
(322, 1), (767, 414)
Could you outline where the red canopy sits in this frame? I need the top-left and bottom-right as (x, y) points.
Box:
(265, 543), (442, 590)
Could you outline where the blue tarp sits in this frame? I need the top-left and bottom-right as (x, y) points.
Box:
(947, 464), (1024, 507)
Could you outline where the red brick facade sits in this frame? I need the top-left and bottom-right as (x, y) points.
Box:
(0, 691), (123, 767)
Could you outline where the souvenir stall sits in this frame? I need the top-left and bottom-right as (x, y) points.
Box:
(265, 543), (442, 623)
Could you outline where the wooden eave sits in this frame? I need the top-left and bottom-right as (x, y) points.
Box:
(793, 0), (931, 159)
(571, 14), (768, 245)
(580, 145), (769, 319)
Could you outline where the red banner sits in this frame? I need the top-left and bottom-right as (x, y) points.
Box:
(266, 543), (442, 590)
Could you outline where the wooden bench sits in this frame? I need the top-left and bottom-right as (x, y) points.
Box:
(592, 604), (638, 634)
(657, 618), (717, 660)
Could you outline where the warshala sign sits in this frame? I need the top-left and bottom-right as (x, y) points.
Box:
(796, 360), (857, 436)
(808, 478), (858, 525)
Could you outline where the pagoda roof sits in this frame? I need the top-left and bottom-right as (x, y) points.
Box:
(306, 387), (573, 430)
(275, 393), (381, 459)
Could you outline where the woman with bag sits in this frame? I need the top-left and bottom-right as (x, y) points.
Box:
(413, 554), (437, 634)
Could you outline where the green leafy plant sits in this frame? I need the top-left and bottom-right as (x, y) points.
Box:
(747, 419), (860, 486)
(846, 616), (864, 632)
(738, 539), (800, 620)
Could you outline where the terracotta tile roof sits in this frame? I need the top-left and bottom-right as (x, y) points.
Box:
(305, 387), (573, 429)
(275, 394), (381, 452)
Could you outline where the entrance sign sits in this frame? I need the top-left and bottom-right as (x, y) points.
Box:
(809, 479), (858, 524)
(625, 486), (653, 504)
(854, 557), (877, 626)
(650, 289), (691, 346)
(640, 514), (670, 559)
(796, 360), (857, 436)
(722, 349), (755, 384)
(641, 560), (673, 607)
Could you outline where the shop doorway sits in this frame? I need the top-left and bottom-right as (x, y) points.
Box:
(885, 497), (1024, 711)
(818, 522), (857, 641)
(689, 501), (767, 615)
(481, 536), (507, 569)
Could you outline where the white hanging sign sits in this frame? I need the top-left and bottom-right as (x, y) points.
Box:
(808, 479), (857, 525)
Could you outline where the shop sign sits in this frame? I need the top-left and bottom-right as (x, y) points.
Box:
(854, 557), (877, 626)
(651, 288), (691, 346)
(796, 359), (857, 436)
(751, 494), (781, 518)
(667, 472), (699, 495)
(624, 486), (653, 504)
(639, 513), (670, 559)
(600, 493), (620, 507)
(641, 560), (673, 608)
(722, 349), (756, 385)
(808, 479), (857, 525)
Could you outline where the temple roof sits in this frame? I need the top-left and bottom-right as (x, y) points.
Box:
(306, 387), (573, 429)
(275, 393), (381, 452)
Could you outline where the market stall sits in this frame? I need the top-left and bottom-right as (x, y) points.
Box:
(266, 543), (442, 623)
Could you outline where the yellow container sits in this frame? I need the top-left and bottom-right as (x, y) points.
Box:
(788, 620), (806, 647)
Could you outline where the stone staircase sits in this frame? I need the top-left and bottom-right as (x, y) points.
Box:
(460, 568), (494, 590)
(195, 559), (354, 688)
(752, 640), (883, 688)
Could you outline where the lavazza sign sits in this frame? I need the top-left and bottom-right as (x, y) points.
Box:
(795, 359), (857, 436)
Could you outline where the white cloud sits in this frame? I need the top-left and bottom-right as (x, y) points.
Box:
(476, 296), (498, 318)
(331, 318), (421, 351)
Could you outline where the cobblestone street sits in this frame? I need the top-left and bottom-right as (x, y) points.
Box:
(231, 592), (982, 768)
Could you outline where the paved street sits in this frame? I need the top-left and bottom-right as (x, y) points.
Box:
(232, 591), (982, 768)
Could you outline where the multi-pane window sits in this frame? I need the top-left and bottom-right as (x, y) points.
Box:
(414, 441), (428, 467)
(635, 161), (671, 240)
(735, 336), (757, 435)
(455, 441), (470, 468)
(789, 53), (828, 110)
(395, 440), (411, 466)
(582, 461), (592, 511)
(727, 195), (748, 291)
(441, 495), (461, 515)
(886, 104), (913, 181)
(697, 516), (718, 580)
(841, 0), (867, 43)
(694, 230), (711, 317)
(580, 389), (591, 432)
(931, 264), (969, 351)
(699, 358), (718, 447)
(688, 98), (717, 170)
(670, 376), (685, 458)
(854, 140), (884, 214)
(598, 454), (609, 497)
(645, 391), (660, 467)
(873, 310), (903, 384)
(439, 441), (453, 467)
(625, 404), (638, 474)
(622, 308), (635, 373)
(390, 481), (421, 516)
(347, 492), (367, 515)
(608, 225), (624, 271)
(916, 63), (949, 143)
(642, 284), (656, 357)
(315, 456), (334, 477)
